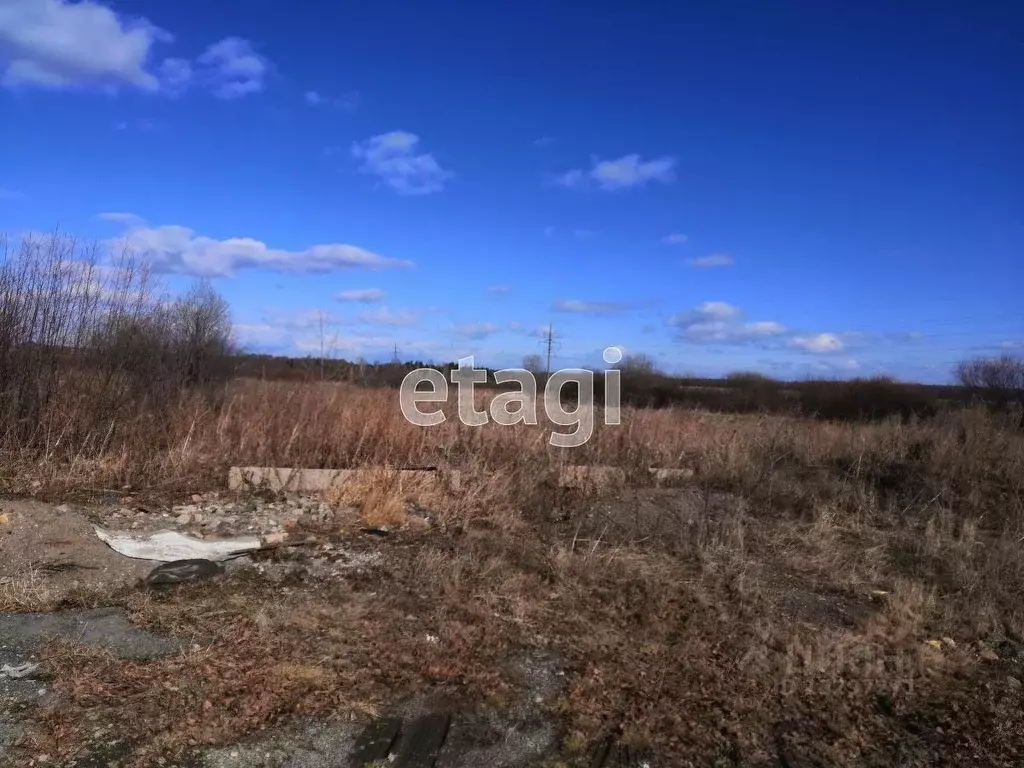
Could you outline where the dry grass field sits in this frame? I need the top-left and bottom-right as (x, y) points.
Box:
(3, 377), (1023, 765)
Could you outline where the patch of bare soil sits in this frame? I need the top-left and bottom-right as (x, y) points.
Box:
(0, 501), (151, 607)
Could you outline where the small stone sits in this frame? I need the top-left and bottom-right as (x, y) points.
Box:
(981, 649), (1000, 662)
(55, 504), (72, 514)
(175, 513), (192, 525)
(191, 494), (203, 503)
(265, 532), (288, 546)
(1007, 676), (1022, 689)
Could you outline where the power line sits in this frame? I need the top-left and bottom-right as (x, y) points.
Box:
(543, 323), (555, 374)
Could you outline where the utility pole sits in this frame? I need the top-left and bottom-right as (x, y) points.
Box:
(392, 342), (400, 364)
(545, 323), (554, 375)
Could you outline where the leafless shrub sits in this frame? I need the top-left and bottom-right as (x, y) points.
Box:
(0, 233), (234, 465)
(522, 353), (544, 374)
(955, 354), (1024, 405)
(617, 352), (659, 375)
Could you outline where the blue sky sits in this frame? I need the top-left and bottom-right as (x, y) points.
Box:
(1, 0), (1021, 382)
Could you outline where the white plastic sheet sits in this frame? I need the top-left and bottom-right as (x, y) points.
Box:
(94, 527), (261, 562)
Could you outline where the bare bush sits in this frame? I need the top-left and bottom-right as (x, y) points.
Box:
(955, 354), (1024, 405)
(522, 353), (544, 374)
(0, 233), (234, 460)
(617, 352), (659, 375)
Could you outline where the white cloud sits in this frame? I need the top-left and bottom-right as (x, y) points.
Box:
(687, 253), (735, 268)
(0, 187), (24, 201)
(532, 136), (555, 147)
(196, 37), (267, 99)
(668, 302), (787, 344)
(744, 321), (787, 336)
(557, 154), (676, 191)
(351, 131), (451, 195)
(487, 285), (511, 295)
(104, 215), (413, 277)
(554, 299), (632, 316)
(661, 233), (688, 245)
(336, 288), (386, 303)
(572, 229), (598, 240)
(262, 309), (343, 331)
(543, 226), (556, 238)
(673, 301), (742, 322)
(0, 0), (171, 91)
(0, 0), (174, 91)
(790, 333), (844, 353)
(97, 211), (143, 225)
(454, 322), (498, 340)
(0, 4), (270, 99)
(554, 169), (586, 188)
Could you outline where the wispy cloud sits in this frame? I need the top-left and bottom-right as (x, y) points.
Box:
(556, 154), (676, 191)
(97, 211), (144, 225)
(532, 136), (556, 147)
(661, 233), (688, 245)
(355, 306), (419, 327)
(305, 89), (359, 110)
(157, 57), (191, 96)
(553, 299), (634, 316)
(351, 131), (452, 195)
(103, 214), (412, 277)
(196, 37), (269, 99)
(113, 117), (159, 132)
(572, 229), (598, 240)
(789, 333), (844, 353)
(487, 285), (511, 295)
(668, 302), (787, 344)
(336, 288), (386, 303)
(453, 322), (499, 339)
(687, 253), (735, 268)
(0, 187), (24, 201)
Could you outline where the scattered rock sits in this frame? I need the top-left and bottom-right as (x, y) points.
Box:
(0, 662), (39, 680)
(981, 649), (1000, 662)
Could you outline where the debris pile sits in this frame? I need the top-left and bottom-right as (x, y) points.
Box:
(90, 492), (426, 584)
(101, 493), (350, 537)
